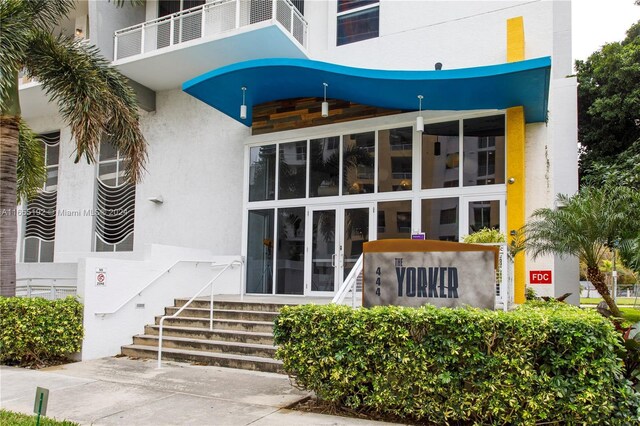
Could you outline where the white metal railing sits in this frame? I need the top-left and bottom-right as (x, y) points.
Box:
(16, 279), (77, 300)
(94, 260), (208, 316)
(157, 260), (242, 368)
(114, 0), (307, 61)
(331, 254), (363, 308)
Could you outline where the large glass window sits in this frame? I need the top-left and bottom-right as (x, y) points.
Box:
(309, 136), (340, 197)
(279, 141), (307, 199)
(422, 121), (459, 189)
(343, 131), (375, 195)
(246, 209), (275, 294)
(377, 200), (412, 239)
(337, 1), (379, 46)
(24, 131), (59, 262)
(95, 140), (135, 252)
(249, 145), (276, 201)
(421, 198), (459, 241)
(276, 207), (305, 294)
(378, 127), (412, 192)
(463, 115), (505, 186)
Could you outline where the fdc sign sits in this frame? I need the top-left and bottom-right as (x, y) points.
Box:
(363, 240), (499, 310)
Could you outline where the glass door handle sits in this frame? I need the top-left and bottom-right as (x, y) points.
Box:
(331, 254), (336, 267)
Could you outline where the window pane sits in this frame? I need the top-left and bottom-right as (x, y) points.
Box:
(310, 137), (340, 197)
(115, 233), (134, 252)
(468, 200), (501, 233)
(95, 236), (113, 252)
(249, 145), (276, 202)
(343, 132), (374, 195)
(337, 6), (379, 46)
(246, 209), (274, 294)
(422, 121), (459, 189)
(312, 210), (336, 292)
(98, 162), (118, 187)
(343, 208), (369, 279)
(421, 198), (459, 241)
(377, 200), (411, 239)
(279, 141), (306, 200)
(463, 115), (505, 186)
(24, 238), (39, 262)
(100, 140), (118, 161)
(40, 240), (55, 262)
(276, 207), (305, 295)
(45, 144), (59, 166)
(378, 127), (412, 192)
(45, 167), (58, 192)
(338, 0), (378, 12)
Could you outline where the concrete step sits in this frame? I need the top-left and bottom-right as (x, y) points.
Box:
(132, 335), (277, 358)
(164, 306), (279, 322)
(121, 344), (284, 374)
(144, 325), (274, 345)
(154, 316), (274, 333)
(175, 299), (291, 312)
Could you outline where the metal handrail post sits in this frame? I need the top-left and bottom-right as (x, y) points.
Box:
(157, 261), (241, 368)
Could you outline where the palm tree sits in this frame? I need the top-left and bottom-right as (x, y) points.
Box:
(1, 0), (147, 297)
(524, 186), (640, 317)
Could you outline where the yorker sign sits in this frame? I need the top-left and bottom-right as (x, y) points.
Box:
(363, 240), (499, 309)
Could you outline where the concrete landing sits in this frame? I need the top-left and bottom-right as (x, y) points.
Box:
(0, 357), (397, 425)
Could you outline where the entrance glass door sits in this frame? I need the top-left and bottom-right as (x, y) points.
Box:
(306, 204), (372, 296)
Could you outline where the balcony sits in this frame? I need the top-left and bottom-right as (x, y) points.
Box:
(113, 0), (309, 91)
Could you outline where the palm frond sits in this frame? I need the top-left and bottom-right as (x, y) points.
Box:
(16, 120), (46, 203)
(0, 0), (32, 111)
(524, 186), (640, 269)
(23, 0), (74, 31)
(24, 31), (147, 183)
(109, 0), (145, 7)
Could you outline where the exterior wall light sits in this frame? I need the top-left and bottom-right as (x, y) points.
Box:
(321, 83), (329, 117)
(416, 95), (424, 132)
(240, 87), (247, 120)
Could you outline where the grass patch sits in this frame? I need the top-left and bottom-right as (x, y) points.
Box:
(621, 307), (640, 323)
(581, 297), (639, 305)
(0, 409), (78, 426)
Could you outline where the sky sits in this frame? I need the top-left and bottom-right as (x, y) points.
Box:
(572, 0), (639, 62)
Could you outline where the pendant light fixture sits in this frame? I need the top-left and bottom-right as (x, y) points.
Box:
(416, 95), (424, 132)
(321, 83), (329, 118)
(240, 86), (247, 120)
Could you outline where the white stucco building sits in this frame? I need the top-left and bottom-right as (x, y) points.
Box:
(17, 0), (578, 358)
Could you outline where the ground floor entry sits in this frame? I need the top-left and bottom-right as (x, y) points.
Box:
(246, 203), (374, 297)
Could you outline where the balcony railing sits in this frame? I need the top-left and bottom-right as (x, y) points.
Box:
(114, 0), (307, 61)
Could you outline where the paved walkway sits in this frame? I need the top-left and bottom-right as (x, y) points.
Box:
(1, 357), (398, 425)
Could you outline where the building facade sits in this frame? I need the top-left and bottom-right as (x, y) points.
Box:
(18, 0), (578, 306)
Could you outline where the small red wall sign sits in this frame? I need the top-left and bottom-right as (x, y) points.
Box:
(530, 270), (552, 284)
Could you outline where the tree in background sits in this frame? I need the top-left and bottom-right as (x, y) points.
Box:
(576, 17), (640, 183)
(524, 187), (640, 317)
(0, 0), (147, 296)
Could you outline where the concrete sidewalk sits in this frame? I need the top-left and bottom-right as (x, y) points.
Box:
(1, 357), (398, 425)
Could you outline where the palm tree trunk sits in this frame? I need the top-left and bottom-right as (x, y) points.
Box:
(0, 116), (19, 297)
(587, 266), (621, 317)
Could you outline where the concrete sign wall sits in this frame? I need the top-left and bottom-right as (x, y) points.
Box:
(363, 240), (498, 310)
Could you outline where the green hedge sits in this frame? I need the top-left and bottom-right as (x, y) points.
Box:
(0, 297), (83, 367)
(0, 409), (78, 426)
(274, 302), (640, 425)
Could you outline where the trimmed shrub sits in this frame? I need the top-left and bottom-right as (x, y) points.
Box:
(0, 409), (79, 426)
(0, 296), (83, 367)
(274, 302), (640, 425)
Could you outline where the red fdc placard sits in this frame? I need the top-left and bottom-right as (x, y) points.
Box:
(530, 270), (552, 284)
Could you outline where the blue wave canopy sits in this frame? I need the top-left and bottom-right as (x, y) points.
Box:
(183, 57), (551, 125)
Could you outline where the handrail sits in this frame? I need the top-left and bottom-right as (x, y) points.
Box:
(331, 254), (363, 307)
(94, 260), (208, 316)
(157, 260), (242, 368)
(17, 277), (76, 281)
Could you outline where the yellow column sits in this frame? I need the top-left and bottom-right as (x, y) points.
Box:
(507, 16), (526, 304)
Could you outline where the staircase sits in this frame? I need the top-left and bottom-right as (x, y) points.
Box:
(121, 299), (290, 373)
